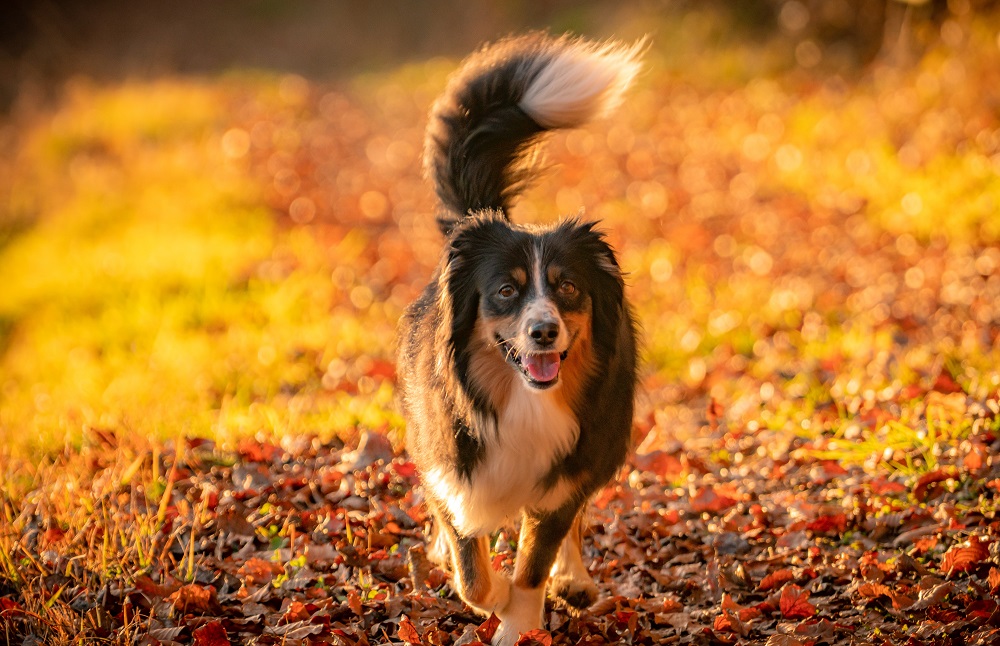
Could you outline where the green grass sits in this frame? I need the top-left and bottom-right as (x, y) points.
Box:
(0, 80), (401, 460)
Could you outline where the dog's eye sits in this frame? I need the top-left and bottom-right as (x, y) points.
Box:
(558, 280), (577, 296)
(498, 284), (517, 299)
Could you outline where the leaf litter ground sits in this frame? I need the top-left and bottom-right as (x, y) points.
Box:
(4, 12), (1000, 646)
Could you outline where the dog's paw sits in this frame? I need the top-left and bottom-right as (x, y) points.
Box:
(491, 585), (545, 646)
(549, 574), (598, 612)
(491, 619), (531, 646)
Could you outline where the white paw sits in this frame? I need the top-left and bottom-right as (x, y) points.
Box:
(491, 585), (545, 646)
(491, 619), (534, 646)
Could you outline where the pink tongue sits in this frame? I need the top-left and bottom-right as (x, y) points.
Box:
(523, 352), (561, 382)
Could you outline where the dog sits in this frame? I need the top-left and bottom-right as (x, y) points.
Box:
(398, 33), (642, 645)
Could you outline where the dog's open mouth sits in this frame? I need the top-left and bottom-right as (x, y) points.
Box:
(496, 336), (568, 389)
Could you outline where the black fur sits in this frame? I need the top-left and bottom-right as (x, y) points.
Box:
(397, 33), (641, 639)
(423, 35), (558, 233)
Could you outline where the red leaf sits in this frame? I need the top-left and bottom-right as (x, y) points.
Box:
(633, 450), (684, 477)
(41, 527), (67, 545)
(941, 535), (990, 574)
(715, 594), (757, 633)
(806, 514), (847, 535)
(932, 367), (964, 394)
(477, 614), (501, 643)
(515, 629), (553, 646)
(0, 597), (23, 613)
(133, 575), (178, 599)
(392, 460), (418, 479)
(870, 478), (907, 495)
(690, 486), (738, 514)
(193, 621), (230, 646)
(237, 438), (281, 462)
(913, 469), (956, 502)
(759, 569), (795, 592)
(779, 584), (816, 619)
(820, 461), (848, 477)
(398, 615), (421, 644)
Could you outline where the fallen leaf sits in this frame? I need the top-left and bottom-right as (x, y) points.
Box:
(348, 589), (364, 617)
(193, 620), (230, 646)
(399, 615), (422, 644)
(690, 486), (738, 514)
(779, 584), (816, 619)
(166, 584), (217, 614)
(942, 535), (990, 575)
(477, 614), (501, 643)
(913, 469), (956, 502)
(515, 629), (553, 645)
(988, 567), (1000, 593)
(909, 581), (953, 610)
(765, 636), (804, 646)
(759, 569), (795, 592)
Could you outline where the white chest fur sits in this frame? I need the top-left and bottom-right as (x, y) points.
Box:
(425, 383), (579, 536)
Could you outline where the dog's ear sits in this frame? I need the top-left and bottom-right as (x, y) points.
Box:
(438, 214), (505, 361)
(441, 237), (480, 354)
(560, 220), (625, 356)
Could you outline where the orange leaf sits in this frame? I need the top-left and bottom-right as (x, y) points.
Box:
(989, 567), (1000, 593)
(941, 535), (990, 575)
(238, 558), (283, 586)
(398, 615), (422, 644)
(759, 569), (795, 592)
(282, 600), (311, 623)
(779, 584), (816, 619)
(633, 450), (684, 478)
(133, 575), (178, 599)
(690, 486), (737, 514)
(166, 584), (216, 614)
(348, 589), (364, 617)
(193, 620), (230, 646)
(857, 582), (891, 599)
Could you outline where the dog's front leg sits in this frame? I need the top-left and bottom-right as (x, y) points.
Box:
(431, 509), (511, 616)
(548, 511), (598, 611)
(492, 503), (580, 646)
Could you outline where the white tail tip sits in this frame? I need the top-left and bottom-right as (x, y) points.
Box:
(519, 37), (647, 129)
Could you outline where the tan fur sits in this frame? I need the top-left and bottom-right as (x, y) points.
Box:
(556, 309), (595, 411)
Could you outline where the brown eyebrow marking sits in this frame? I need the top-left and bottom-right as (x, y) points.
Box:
(547, 265), (564, 285)
(511, 267), (527, 285)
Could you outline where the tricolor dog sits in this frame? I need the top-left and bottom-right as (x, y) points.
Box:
(398, 33), (642, 645)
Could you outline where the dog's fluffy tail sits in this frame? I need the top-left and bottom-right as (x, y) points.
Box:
(424, 33), (645, 234)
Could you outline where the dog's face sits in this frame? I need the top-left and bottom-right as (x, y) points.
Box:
(442, 214), (624, 394)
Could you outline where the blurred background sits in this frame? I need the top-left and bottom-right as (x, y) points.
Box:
(1, 0), (999, 469)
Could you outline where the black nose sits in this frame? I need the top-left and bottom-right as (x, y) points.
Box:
(529, 320), (559, 346)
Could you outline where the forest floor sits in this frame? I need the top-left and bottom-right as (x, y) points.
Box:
(2, 6), (1000, 646)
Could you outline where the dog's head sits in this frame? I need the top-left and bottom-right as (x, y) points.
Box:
(440, 212), (624, 396)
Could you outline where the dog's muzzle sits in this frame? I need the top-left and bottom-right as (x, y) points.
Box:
(496, 335), (568, 390)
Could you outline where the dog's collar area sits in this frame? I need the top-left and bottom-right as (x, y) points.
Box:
(495, 335), (567, 389)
